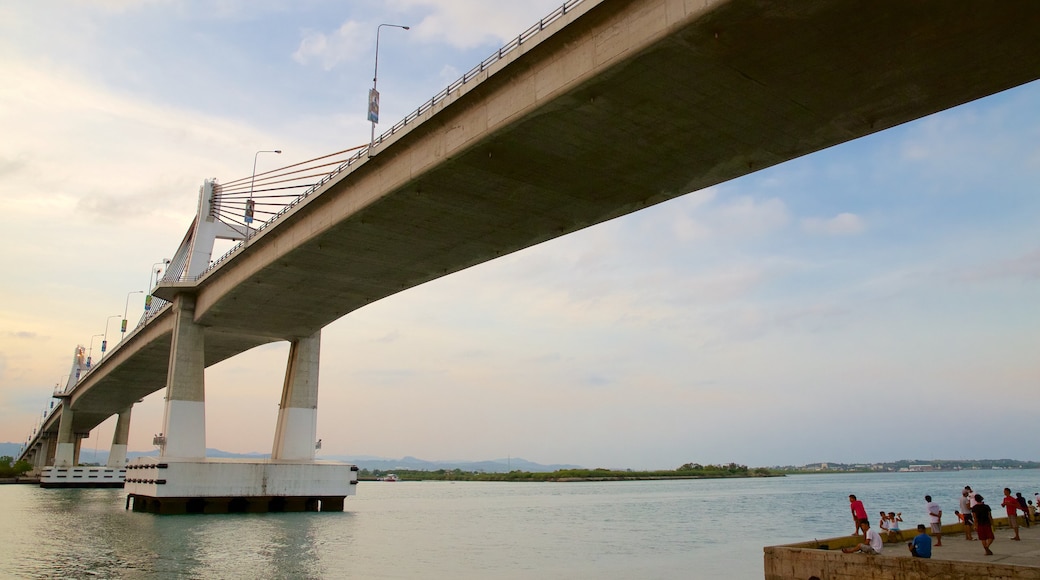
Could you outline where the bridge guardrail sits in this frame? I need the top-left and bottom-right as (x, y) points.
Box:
(190, 0), (585, 283)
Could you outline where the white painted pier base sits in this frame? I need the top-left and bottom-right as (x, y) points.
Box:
(40, 465), (126, 488)
(125, 458), (358, 514)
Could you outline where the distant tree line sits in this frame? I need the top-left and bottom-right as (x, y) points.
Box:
(0, 456), (32, 478)
(358, 463), (778, 482)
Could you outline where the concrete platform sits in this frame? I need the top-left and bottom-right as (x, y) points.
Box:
(764, 518), (1040, 579)
(875, 519), (1040, 569)
(39, 465), (125, 488)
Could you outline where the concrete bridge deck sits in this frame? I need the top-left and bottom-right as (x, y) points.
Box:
(20, 0), (1040, 460)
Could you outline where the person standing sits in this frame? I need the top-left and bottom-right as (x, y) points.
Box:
(1002, 488), (1021, 541)
(908, 524), (932, 558)
(1015, 493), (1030, 528)
(925, 495), (943, 547)
(971, 494), (995, 556)
(959, 488), (975, 540)
(849, 495), (869, 537)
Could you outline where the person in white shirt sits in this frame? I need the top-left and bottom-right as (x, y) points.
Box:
(925, 495), (943, 547)
(843, 521), (884, 555)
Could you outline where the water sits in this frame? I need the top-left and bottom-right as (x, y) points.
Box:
(1, 470), (1037, 579)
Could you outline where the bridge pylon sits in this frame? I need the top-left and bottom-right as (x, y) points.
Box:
(125, 207), (356, 513)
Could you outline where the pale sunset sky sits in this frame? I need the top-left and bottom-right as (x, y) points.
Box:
(1, 1), (1037, 469)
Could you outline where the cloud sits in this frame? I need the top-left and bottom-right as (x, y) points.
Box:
(668, 191), (790, 241)
(387, 0), (565, 50)
(949, 248), (1040, 284)
(801, 212), (866, 235)
(293, 21), (367, 70)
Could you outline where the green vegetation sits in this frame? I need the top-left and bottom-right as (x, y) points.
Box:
(0, 455), (32, 478)
(773, 458), (1040, 474)
(359, 463), (780, 482)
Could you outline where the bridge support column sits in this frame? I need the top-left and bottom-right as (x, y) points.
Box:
(159, 294), (206, 459)
(72, 432), (89, 465)
(272, 330), (320, 460)
(44, 435), (57, 466)
(54, 407), (76, 467)
(107, 407), (132, 467)
(32, 436), (50, 473)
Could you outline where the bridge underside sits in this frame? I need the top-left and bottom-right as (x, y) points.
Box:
(50, 0), (1040, 439)
(44, 319), (277, 436)
(192, 0), (1040, 340)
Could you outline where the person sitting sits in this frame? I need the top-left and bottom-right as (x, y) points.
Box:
(886, 512), (903, 541)
(908, 524), (932, 558)
(878, 511), (890, 537)
(843, 521), (883, 554)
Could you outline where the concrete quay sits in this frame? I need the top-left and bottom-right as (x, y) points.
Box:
(764, 517), (1040, 579)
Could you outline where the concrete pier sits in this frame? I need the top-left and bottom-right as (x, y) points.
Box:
(764, 517), (1040, 579)
(124, 458), (358, 514)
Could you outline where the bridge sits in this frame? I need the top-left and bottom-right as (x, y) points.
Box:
(17, 0), (1040, 511)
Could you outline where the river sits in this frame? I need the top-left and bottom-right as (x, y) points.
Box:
(1, 469), (1036, 578)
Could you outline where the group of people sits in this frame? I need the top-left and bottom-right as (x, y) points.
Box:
(842, 486), (1038, 558)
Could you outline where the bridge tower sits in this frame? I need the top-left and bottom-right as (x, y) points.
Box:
(52, 345), (89, 467)
(37, 346), (128, 487)
(124, 179), (356, 514)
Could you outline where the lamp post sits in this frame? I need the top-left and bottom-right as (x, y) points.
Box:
(149, 259), (170, 290)
(246, 149), (282, 240)
(369, 23), (410, 155)
(122, 290), (144, 339)
(145, 258), (170, 314)
(101, 314), (121, 358)
(87, 333), (104, 367)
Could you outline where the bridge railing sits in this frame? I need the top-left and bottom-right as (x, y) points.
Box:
(190, 0), (586, 283)
(19, 0), (589, 462)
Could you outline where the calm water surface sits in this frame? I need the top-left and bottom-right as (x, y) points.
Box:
(1, 470), (1037, 579)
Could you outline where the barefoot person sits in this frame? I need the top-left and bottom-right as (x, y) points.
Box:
(971, 494), (995, 556)
(1002, 488), (1021, 541)
(925, 495), (943, 547)
(842, 521), (883, 554)
(849, 495), (869, 537)
(908, 524), (932, 558)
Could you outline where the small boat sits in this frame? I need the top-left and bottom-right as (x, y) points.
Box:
(378, 473), (399, 482)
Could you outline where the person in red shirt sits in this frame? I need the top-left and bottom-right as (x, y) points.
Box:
(1002, 488), (1021, 541)
(849, 495), (869, 537)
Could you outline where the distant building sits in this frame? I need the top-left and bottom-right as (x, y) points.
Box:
(903, 464), (936, 472)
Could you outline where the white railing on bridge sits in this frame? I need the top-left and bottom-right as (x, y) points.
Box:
(189, 0), (586, 283)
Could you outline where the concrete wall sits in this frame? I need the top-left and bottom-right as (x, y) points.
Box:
(763, 546), (1040, 580)
(764, 520), (1040, 580)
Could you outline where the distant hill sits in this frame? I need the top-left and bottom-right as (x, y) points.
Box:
(0, 442), (24, 458)
(0, 442), (577, 472)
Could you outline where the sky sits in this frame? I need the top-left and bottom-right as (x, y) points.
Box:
(0, 1), (1037, 471)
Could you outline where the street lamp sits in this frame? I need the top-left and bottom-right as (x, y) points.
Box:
(149, 259), (170, 290)
(246, 149), (282, 240)
(369, 23), (410, 155)
(145, 259), (170, 313)
(122, 290), (144, 339)
(87, 334), (104, 367)
(101, 314), (121, 358)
